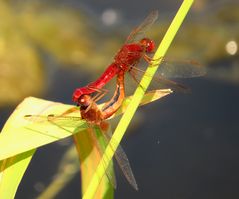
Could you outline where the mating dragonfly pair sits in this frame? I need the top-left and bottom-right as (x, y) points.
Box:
(25, 10), (205, 190)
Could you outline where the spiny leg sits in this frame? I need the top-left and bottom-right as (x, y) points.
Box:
(91, 88), (108, 103)
(84, 87), (108, 113)
(143, 54), (163, 66)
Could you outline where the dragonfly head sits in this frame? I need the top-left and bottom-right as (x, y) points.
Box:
(77, 94), (92, 108)
(140, 38), (155, 53)
(73, 87), (93, 105)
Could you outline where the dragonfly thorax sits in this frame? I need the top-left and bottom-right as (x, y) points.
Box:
(114, 44), (143, 69)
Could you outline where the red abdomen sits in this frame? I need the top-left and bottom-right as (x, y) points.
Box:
(72, 63), (120, 103)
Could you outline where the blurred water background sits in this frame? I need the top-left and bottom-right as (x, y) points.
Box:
(0, 0), (238, 198)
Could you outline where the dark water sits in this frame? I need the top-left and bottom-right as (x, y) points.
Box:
(114, 78), (239, 199)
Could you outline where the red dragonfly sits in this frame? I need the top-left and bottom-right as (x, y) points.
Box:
(72, 11), (158, 105)
(73, 10), (205, 107)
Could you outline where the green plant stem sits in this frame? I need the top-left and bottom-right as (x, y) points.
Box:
(83, 1), (194, 198)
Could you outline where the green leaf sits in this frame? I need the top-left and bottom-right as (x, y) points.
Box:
(0, 150), (34, 199)
(0, 97), (86, 161)
(0, 97), (85, 199)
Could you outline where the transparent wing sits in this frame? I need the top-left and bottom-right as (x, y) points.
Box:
(125, 10), (158, 44)
(103, 129), (138, 190)
(114, 144), (138, 190)
(130, 66), (190, 93)
(128, 58), (206, 92)
(158, 59), (206, 78)
(24, 114), (85, 128)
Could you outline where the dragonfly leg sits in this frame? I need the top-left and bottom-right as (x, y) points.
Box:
(129, 68), (146, 92)
(143, 54), (163, 66)
(93, 88), (109, 103)
(87, 86), (109, 102)
(84, 87), (108, 113)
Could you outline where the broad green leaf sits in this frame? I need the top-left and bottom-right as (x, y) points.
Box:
(0, 97), (85, 199)
(0, 150), (34, 199)
(0, 97), (86, 161)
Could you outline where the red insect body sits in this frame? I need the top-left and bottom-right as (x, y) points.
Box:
(73, 11), (159, 105)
